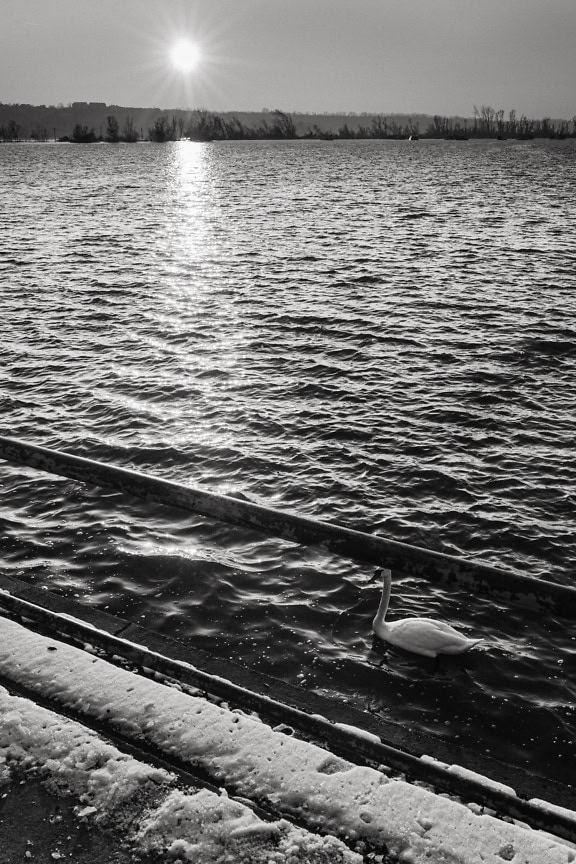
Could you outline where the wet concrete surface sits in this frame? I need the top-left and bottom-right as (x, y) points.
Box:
(0, 768), (154, 864)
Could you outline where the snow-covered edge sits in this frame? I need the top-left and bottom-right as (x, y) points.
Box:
(0, 686), (361, 863)
(0, 615), (574, 864)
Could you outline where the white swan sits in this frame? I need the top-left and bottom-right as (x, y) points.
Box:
(372, 568), (481, 658)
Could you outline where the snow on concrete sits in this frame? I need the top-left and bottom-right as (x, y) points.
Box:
(420, 754), (518, 796)
(135, 788), (363, 863)
(0, 685), (169, 817)
(0, 685), (361, 863)
(0, 614), (575, 864)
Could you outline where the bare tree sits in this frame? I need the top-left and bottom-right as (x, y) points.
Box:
(121, 115), (139, 142)
(105, 115), (120, 143)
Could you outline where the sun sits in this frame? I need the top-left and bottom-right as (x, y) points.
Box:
(170, 38), (201, 73)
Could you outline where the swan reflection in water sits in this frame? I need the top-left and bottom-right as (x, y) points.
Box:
(372, 568), (482, 658)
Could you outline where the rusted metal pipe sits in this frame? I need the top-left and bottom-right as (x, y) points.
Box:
(0, 435), (574, 612)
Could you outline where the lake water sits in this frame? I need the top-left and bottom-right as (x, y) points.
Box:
(1, 138), (575, 790)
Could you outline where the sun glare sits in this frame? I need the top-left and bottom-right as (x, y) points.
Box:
(170, 38), (201, 73)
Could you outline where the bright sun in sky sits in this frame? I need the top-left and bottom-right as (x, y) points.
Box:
(170, 38), (201, 73)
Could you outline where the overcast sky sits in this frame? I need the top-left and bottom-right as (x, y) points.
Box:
(1, 0), (574, 118)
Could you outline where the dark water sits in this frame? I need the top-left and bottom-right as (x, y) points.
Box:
(1, 139), (575, 788)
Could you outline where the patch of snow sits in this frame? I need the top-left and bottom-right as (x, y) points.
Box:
(333, 722), (382, 743)
(531, 800), (576, 821)
(420, 754), (449, 770)
(0, 686), (170, 817)
(447, 764), (517, 797)
(0, 684), (360, 863)
(137, 788), (361, 863)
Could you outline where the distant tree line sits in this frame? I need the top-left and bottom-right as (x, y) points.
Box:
(143, 107), (576, 142)
(1, 103), (575, 143)
(147, 109), (298, 141)
(426, 105), (574, 140)
(62, 115), (140, 143)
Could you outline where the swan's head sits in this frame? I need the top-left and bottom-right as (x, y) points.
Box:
(368, 568), (384, 585)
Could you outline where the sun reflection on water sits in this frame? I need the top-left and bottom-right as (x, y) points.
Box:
(152, 141), (247, 463)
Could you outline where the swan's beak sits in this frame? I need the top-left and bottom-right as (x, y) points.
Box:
(367, 568), (383, 585)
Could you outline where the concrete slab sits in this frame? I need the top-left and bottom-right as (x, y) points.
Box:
(0, 770), (155, 864)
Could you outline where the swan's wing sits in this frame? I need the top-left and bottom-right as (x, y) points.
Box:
(411, 618), (465, 637)
(387, 618), (477, 654)
(389, 618), (463, 638)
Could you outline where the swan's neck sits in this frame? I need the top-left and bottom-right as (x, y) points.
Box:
(373, 569), (392, 628)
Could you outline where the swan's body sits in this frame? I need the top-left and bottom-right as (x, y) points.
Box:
(372, 569), (481, 658)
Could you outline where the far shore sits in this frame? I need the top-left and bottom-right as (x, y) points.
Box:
(1, 103), (574, 144)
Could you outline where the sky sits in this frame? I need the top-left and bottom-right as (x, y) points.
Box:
(1, 0), (575, 118)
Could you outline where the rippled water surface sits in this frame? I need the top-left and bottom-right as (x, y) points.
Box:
(1, 139), (575, 788)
